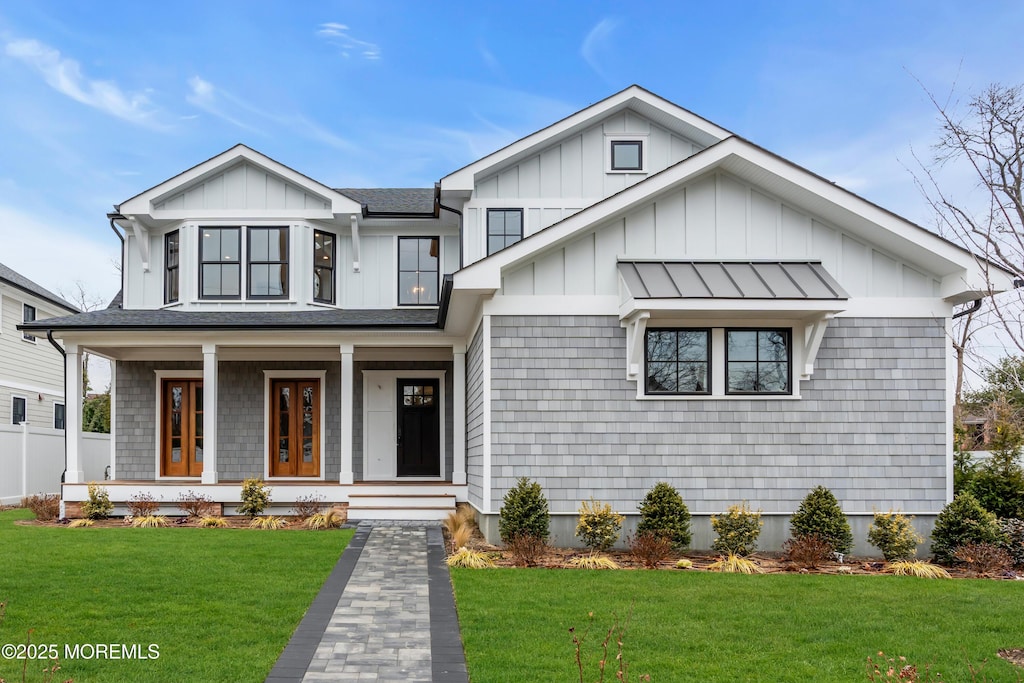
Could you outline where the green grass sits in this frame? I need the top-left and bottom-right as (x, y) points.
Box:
(452, 567), (1024, 682)
(0, 509), (351, 682)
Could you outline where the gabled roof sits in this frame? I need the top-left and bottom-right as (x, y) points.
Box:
(0, 262), (79, 313)
(117, 144), (362, 217)
(440, 85), (733, 192)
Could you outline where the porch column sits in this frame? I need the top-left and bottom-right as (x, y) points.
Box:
(108, 360), (116, 480)
(64, 343), (84, 483)
(452, 345), (467, 485)
(339, 344), (354, 484)
(201, 344), (219, 484)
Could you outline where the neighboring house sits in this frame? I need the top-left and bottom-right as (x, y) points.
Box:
(25, 86), (1016, 551)
(0, 263), (78, 429)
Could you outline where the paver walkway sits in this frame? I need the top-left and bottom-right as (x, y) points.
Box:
(266, 522), (469, 683)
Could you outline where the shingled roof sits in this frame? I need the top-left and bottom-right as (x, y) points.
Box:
(336, 188), (436, 216)
(0, 262), (79, 313)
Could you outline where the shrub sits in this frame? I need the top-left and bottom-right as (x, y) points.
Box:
(711, 502), (763, 556)
(199, 515), (229, 528)
(305, 510), (345, 530)
(443, 506), (476, 552)
(568, 554), (621, 570)
(930, 492), (1003, 565)
(675, 558), (693, 569)
(575, 499), (624, 552)
(953, 447), (977, 495)
(636, 482), (692, 550)
(498, 477), (550, 544)
(130, 515), (168, 528)
(291, 494), (324, 521)
(969, 449), (1024, 520)
(708, 553), (763, 574)
(237, 478), (271, 518)
(23, 493), (60, 521)
(882, 560), (951, 579)
(126, 492), (160, 517)
(953, 542), (1014, 576)
(446, 547), (495, 569)
(628, 531), (674, 569)
(867, 510), (921, 561)
(999, 518), (1024, 566)
(177, 490), (216, 518)
(81, 482), (113, 520)
(505, 532), (547, 567)
(68, 519), (94, 528)
(783, 533), (834, 569)
(789, 485), (853, 555)
(249, 515), (287, 529)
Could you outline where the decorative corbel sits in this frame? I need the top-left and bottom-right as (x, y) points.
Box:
(127, 216), (150, 272)
(802, 313), (835, 380)
(621, 311), (651, 380)
(350, 214), (361, 273)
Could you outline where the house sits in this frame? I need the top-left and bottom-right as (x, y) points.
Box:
(24, 86), (1016, 552)
(0, 263), (78, 430)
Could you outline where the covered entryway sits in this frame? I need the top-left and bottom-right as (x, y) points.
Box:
(363, 370), (446, 480)
(396, 378), (440, 476)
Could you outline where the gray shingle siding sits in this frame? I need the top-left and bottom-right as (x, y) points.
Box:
(487, 315), (947, 515)
(466, 326), (485, 507)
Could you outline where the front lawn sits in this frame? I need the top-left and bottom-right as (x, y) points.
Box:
(452, 567), (1024, 682)
(0, 509), (351, 682)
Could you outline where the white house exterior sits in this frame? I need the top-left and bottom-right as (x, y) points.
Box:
(26, 86), (1015, 552)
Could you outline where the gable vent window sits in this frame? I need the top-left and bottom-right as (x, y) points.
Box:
(487, 209), (523, 255)
(610, 140), (643, 171)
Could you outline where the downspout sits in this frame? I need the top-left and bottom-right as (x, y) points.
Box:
(46, 331), (67, 484)
(108, 213), (126, 305)
(436, 184), (464, 269)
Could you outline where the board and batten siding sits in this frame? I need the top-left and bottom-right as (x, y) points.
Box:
(465, 326), (485, 508)
(154, 162), (330, 212)
(0, 291), (67, 426)
(486, 315), (946, 515)
(500, 172), (942, 299)
(463, 110), (704, 265)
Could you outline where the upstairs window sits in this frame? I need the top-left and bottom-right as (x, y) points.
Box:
(12, 396), (26, 424)
(610, 140), (643, 171)
(726, 329), (791, 394)
(22, 304), (36, 342)
(164, 230), (179, 304)
(398, 237), (439, 306)
(487, 209), (523, 255)
(247, 227), (289, 299)
(199, 227), (240, 299)
(645, 329), (711, 394)
(313, 230), (335, 304)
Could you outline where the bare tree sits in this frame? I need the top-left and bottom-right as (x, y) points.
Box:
(58, 281), (106, 397)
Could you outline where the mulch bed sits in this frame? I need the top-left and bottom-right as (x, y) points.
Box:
(14, 516), (350, 530)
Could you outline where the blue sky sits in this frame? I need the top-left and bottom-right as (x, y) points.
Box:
(1, 0), (1023, 307)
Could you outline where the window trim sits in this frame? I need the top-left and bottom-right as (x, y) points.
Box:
(486, 208), (524, 255)
(397, 236), (440, 307)
(246, 226), (290, 300)
(313, 229), (336, 305)
(22, 304), (36, 342)
(644, 328), (712, 395)
(724, 328), (793, 396)
(11, 395), (27, 424)
(54, 402), (65, 430)
(606, 135), (649, 174)
(198, 226), (242, 300)
(164, 230), (180, 304)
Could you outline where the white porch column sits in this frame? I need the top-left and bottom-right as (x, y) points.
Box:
(108, 360), (117, 480)
(339, 344), (354, 484)
(452, 345), (467, 485)
(201, 344), (219, 484)
(64, 343), (84, 483)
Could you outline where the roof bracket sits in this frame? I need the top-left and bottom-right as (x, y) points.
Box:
(127, 216), (150, 272)
(802, 313), (834, 380)
(350, 214), (361, 273)
(621, 311), (650, 380)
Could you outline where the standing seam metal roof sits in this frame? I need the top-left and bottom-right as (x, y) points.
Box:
(617, 261), (849, 299)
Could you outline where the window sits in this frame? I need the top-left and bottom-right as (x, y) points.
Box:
(487, 209), (523, 255)
(164, 230), (179, 304)
(22, 304), (36, 341)
(726, 329), (791, 394)
(645, 329), (711, 394)
(12, 396), (26, 424)
(398, 237), (439, 305)
(247, 227), (289, 299)
(199, 227), (241, 299)
(54, 403), (65, 430)
(610, 140), (643, 171)
(313, 230), (335, 304)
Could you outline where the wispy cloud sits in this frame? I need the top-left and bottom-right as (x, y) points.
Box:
(5, 38), (165, 129)
(316, 22), (381, 60)
(581, 17), (618, 84)
(186, 76), (264, 133)
(477, 38), (501, 75)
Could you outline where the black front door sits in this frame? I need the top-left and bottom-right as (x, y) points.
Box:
(396, 378), (440, 477)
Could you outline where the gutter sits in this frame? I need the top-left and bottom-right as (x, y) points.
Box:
(108, 213), (126, 307)
(46, 331), (68, 485)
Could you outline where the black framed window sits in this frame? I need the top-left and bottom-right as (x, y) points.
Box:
(398, 237), (439, 305)
(22, 304), (36, 341)
(610, 140), (643, 171)
(164, 230), (179, 304)
(313, 230), (335, 304)
(199, 227), (241, 299)
(247, 227), (289, 299)
(645, 329), (710, 394)
(487, 209), (523, 255)
(54, 403), (65, 430)
(12, 396), (26, 424)
(726, 329), (791, 394)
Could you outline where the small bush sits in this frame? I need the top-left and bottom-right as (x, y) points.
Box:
(23, 493), (60, 521)
(199, 515), (229, 528)
(628, 531), (674, 569)
(81, 482), (113, 520)
(575, 499), (624, 553)
(930, 492), (1003, 565)
(177, 490), (216, 518)
(68, 519), (94, 528)
(305, 510), (345, 530)
(249, 515), (287, 530)
(789, 485), (853, 555)
(568, 554), (621, 570)
(708, 553), (763, 574)
(783, 533), (834, 569)
(999, 518), (1024, 566)
(953, 542), (1014, 576)
(867, 510), (922, 561)
(237, 478), (271, 518)
(505, 532), (547, 567)
(291, 494), (324, 521)
(883, 560), (951, 579)
(636, 482), (692, 550)
(443, 506), (477, 552)
(130, 515), (168, 528)
(446, 547), (495, 569)
(675, 558), (693, 569)
(711, 502), (763, 556)
(126, 492), (160, 517)
(498, 477), (550, 544)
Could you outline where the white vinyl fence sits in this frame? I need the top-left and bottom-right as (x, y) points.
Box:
(0, 423), (110, 505)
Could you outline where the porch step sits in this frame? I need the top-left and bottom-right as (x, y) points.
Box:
(347, 492), (456, 521)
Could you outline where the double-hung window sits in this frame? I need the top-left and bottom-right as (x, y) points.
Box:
(165, 230), (179, 304)
(247, 227), (289, 299)
(645, 329), (711, 394)
(398, 237), (439, 305)
(726, 329), (791, 394)
(313, 230), (335, 304)
(22, 304), (36, 342)
(199, 227), (241, 299)
(487, 209), (523, 255)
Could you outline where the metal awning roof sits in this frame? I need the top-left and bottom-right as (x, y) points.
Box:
(617, 261), (848, 300)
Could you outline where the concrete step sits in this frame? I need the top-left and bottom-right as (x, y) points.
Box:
(347, 507), (453, 521)
(348, 493), (456, 508)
